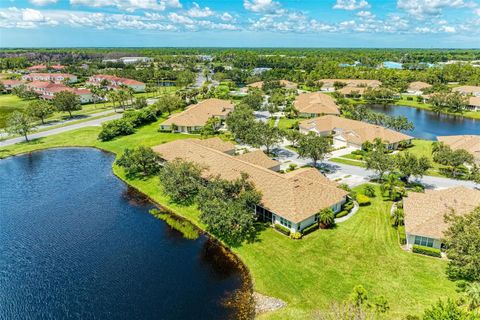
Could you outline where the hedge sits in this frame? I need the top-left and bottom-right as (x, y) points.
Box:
(397, 225), (407, 245)
(274, 223), (291, 236)
(335, 210), (349, 219)
(412, 245), (441, 258)
(301, 223), (319, 236)
(356, 194), (371, 206)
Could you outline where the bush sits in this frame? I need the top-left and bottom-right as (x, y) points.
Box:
(274, 223), (291, 236)
(363, 185), (376, 197)
(412, 245), (441, 258)
(335, 210), (349, 219)
(98, 119), (135, 141)
(406, 96), (413, 101)
(301, 223), (319, 236)
(290, 232), (302, 240)
(398, 225), (407, 245)
(356, 194), (371, 206)
(411, 185), (424, 193)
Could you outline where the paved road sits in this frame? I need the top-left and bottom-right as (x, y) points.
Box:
(273, 145), (479, 190)
(0, 113), (121, 147)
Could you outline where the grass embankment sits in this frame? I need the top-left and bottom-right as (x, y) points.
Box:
(0, 94), (30, 127)
(0, 121), (457, 319)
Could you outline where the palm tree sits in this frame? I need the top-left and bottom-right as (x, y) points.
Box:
(391, 208), (404, 227)
(106, 90), (118, 112)
(465, 282), (480, 311)
(318, 208), (335, 229)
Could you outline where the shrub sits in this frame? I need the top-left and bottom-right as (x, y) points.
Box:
(354, 155), (363, 160)
(274, 223), (291, 236)
(363, 185), (376, 197)
(98, 119), (135, 141)
(356, 194), (371, 206)
(301, 223), (319, 236)
(335, 210), (349, 219)
(413, 245), (441, 258)
(290, 232), (302, 240)
(398, 225), (407, 245)
(411, 185), (424, 193)
(406, 96), (413, 101)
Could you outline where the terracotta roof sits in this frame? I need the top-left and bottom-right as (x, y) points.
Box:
(247, 80), (297, 89)
(299, 115), (412, 145)
(404, 186), (480, 239)
(152, 138), (348, 223)
(161, 98), (234, 127)
(26, 73), (75, 78)
(1, 80), (23, 86)
(235, 150), (281, 169)
(437, 135), (480, 163)
(320, 79), (382, 88)
(294, 92), (340, 115)
(453, 85), (480, 95)
(88, 74), (145, 86)
(408, 81), (432, 91)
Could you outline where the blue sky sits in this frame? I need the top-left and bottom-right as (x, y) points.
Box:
(0, 0), (479, 47)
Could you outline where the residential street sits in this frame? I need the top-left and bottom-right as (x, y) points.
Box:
(0, 113), (121, 147)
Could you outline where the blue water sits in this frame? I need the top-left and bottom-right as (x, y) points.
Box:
(366, 105), (480, 140)
(383, 61), (403, 69)
(0, 148), (249, 319)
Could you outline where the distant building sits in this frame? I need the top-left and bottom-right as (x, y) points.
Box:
(102, 57), (153, 64)
(407, 82), (432, 95)
(452, 85), (480, 97)
(22, 73), (77, 84)
(26, 81), (93, 103)
(87, 74), (146, 92)
(27, 64), (65, 72)
(247, 80), (298, 90)
(299, 115), (413, 150)
(294, 92), (340, 117)
(467, 97), (480, 111)
(159, 98), (234, 133)
(0, 79), (24, 92)
(319, 79), (382, 92)
(437, 135), (480, 164)
(252, 67), (272, 75)
(404, 186), (480, 251)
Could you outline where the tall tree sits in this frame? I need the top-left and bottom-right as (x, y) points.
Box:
(116, 146), (162, 178)
(53, 91), (81, 118)
(155, 94), (183, 115)
(297, 132), (331, 167)
(249, 122), (283, 154)
(26, 100), (55, 124)
(395, 152), (431, 182)
(6, 111), (34, 142)
(364, 140), (395, 180)
(158, 159), (204, 204)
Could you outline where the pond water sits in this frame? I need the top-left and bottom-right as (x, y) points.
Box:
(0, 148), (251, 320)
(365, 104), (480, 140)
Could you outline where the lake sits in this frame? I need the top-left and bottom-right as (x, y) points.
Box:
(0, 148), (251, 320)
(366, 105), (480, 140)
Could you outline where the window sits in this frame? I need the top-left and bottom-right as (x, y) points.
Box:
(414, 236), (434, 248)
(279, 217), (291, 229)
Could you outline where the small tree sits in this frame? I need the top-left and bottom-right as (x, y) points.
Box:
(391, 208), (404, 227)
(249, 122), (283, 154)
(422, 299), (472, 320)
(26, 100), (55, 124)
(6, 111), (34, 142)
(464, 282), (480, 311)
(318, 208), (335, 229)
(116, 146), (162, 178)
(395, 152), (431, 182)
(53, 91), (81, 118)
(155, 94), (183, 115)
(158, 159), (204, 204)
(285, 129), (303, 148)
(364, 141), (395, 181)
(200, 117), (221, 137)
(297, 132), (331, 167)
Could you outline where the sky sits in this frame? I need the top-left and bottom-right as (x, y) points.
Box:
(0, 0), (480, 48)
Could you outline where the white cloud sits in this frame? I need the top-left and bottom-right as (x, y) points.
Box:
(168, 12), (193, 24)
(29, 0), (58, 5)
(333, 0), (370, 10)
(397, 0), (473, 18)
(441, 25), (456, 32)
(356, 10), (375, 18)
(69, 0), (182, 12)
(220, 12), (234, 22)
(0, 7), (58, 28)
(244, 0), (282, 14)
(186, 2), (213, 18)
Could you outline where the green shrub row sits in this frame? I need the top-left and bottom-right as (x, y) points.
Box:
(335, 210), (349, 219)
(356, 194), (371, 206)
(274, 223), (291, 236)
(301, 223), (319, 236)
(412, 245), (441, 258)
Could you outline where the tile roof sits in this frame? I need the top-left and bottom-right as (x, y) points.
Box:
(437, 135), (480, 163)
(452, 85), (480, 94)
(408, 81), (432, 91)
(152, 138), (348, 223)
(294, 92), (340, 115)
(161, 98), (234, 127)
(299, 115), (412, 145)
(338, 86), (367, 95)
(404, 186), (480, 239)
(247, 80), (297, 89)
(235, 150), (281, 169)
(469, 96), (480, 107)
(320, 79), (382, 88)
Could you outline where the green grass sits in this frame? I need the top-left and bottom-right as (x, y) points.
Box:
(0, 123), (458, 319)
(269, 117), (300, 130)
(330, 157), (367, 167)
(397, 139), (446, 177)
(0, 94), (30, 127)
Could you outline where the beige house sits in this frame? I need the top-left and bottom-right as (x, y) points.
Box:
(319, 79), (381, 92)
(159, 98), (234, 133)
(22, 73), (77, 84)
(247, 80), (298, 90)
(453, 85), (480, 97)
(437, 135), (480, 164)
(404, 186), (480, 250)
(153, 138), (348, 233)
(299, 115), (413, 150)
(87, 74), (146, 92)
(407, 81), (432, 95)
(294, 92), (340, 117)
(467, 96), (480, 111)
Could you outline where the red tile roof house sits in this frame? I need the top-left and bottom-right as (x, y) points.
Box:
(87, 74), (146, 92)
(27, 64), (66, 72)
(26, 81), (93, 103)
(22, 73), (78, 84)
(0, 79), (25, 92)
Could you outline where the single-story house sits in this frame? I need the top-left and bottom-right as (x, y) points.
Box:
(299, 115), (413, 150)
(467, 96), (480, 111)
(27, 64), (65, 72)
(319, 79), (382, 92)
(407, 81), (432, 95)
(22, 73), (77, 83)
(452, 85), (480, 97)
(437, 135), (480, 164)
(404, 186), (480, 250)
(247, 80), (298, 90)
(87, 74), (146, 92)
(152, 138), (348, 233)
(0, 79), (24, 92)
(25, 81), (93, 103)
(337, 86), (367, 97)
(159, 98), (234, 133)
(294, 92), (340, 117)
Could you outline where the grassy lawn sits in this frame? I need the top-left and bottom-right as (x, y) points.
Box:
(330, 157), (367, 167)
(0, 94), (30, 127)
(397, 139), (446, 177)
(269, 117), (300, 130)
(0, 123), (458, 319)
